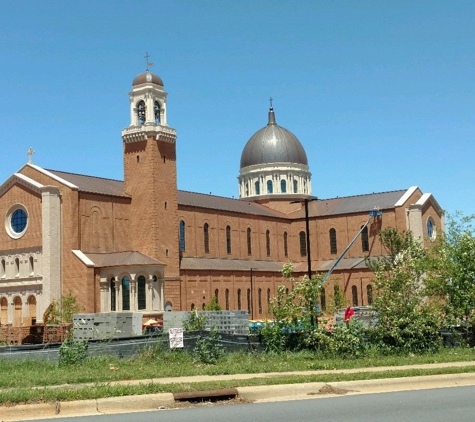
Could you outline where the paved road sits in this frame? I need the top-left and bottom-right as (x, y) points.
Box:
(32, 385), (475, 422)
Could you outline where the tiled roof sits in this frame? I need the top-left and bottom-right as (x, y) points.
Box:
(181, 257), (284, 272)
(178, 190), (287, 218)
(46, 169), (130, 198)
(83, 251), (164, 267)
(288, 189), (409, 219)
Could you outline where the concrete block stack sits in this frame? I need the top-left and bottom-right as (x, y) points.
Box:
(73, 312), (142, 341)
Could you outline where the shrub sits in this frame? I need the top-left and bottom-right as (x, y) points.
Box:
(58, 339), (88, 366)
(193, 328), (224, 364)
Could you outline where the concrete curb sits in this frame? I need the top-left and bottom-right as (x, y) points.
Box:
(2, 370), (475, 421)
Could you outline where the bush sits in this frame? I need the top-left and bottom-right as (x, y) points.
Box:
(58, 339), (88, 366)
(193, 328), (224, 364)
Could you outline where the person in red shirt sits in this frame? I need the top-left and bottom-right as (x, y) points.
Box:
(344, 306), (355, 324)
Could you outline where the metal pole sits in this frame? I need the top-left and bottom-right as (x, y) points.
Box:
(250, 268), (254, 320)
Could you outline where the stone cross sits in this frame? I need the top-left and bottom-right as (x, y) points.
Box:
(26, 147), (35, 164)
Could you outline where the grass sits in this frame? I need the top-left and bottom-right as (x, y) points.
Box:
(0, 345), (475, 405)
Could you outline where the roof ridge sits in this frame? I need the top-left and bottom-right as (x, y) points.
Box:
(320, 188), (408, 202)
(179, 189), (241, 201)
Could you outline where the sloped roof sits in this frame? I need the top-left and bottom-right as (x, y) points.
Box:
(46, 169), (130, 198)
(178, 190), (286, 218)
(288, 189), (409, 219)
(83, 251), (164, 267)
(181, 257), (284, 272)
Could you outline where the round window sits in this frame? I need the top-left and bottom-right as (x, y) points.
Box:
(5, 205), (29, 239)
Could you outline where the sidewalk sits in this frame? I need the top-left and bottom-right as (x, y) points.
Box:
(2, 361), (475, 421)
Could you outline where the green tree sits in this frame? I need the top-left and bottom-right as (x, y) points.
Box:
(55, 291), (84, 324)
(366, 228), (442, 353)
(205, 295), (222, 311)
(426, 213), (475, 333)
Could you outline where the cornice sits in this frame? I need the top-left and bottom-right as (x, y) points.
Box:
(122, 125), (177, 144)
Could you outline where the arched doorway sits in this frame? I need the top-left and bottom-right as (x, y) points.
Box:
(28, 296), (36, 324)
(0, 297), (7, 325)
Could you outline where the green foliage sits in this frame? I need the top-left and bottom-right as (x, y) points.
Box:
(427, 213), (475, 326)
(182, 310), (207, 332)
(329, 283), (347, 312)
(303, 319), (368, 358)
(56, 291), (84, 324)
(193, 328), (224, 364)
(366, 227), (442, 354)
(261, 322), (289, 353)
(58, 339), (88, 366)
(205, 295), (222, 311)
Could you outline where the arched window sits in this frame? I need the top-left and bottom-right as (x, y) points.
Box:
(283, 231), (288, 257)
(329, 228), (337, 255)
(204, 223), (210, 253)
(13, 296), (22, 327)
(267, 288), (271, 313)
(27, 295), (36, 323)
(361, 226), (369, 252)
(267, 180), (273, 194)
(247, 228), (252, 255)
(122, 276), (130, 311)
(110, 278), (116, 311)
(333, 285), (341, 309)
(245, 183), (249, 196)
(138, 275), (146, 310)
(214, 289), (219, 303)
(258, 288), (262, 314)
(286, 287), (289, 296)
(367, 284), (373, 305)
(137, 100), (146, 125)
(154, 101), (161, 124)
(29, 256), (34, 276)
(237, 289), (242, 310)
(0, 297), (7, 325)
(299, 231), (307, 257)
(281, 180), (286, 193)
(179, 220), (185, 252)
(226, 225), (231, 254)
(266, 230), (271, 256)
(247, 288), (251, 314)
(191, 303), (195, 311)
(293, 180), (298, 193)
(320, 288), (326, 311)
(352, 285), (358, 306)
(15, 258), (19, 277)
(255, 181), (260, 195)
(202, 303), (205, 310)
(225, 289), (230, 310)
(1, 259), (5, 278)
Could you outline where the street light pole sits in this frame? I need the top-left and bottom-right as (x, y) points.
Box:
(303, 198), (318, 328)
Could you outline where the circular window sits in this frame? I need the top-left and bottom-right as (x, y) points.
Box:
(5, 205), (29, 239)
(427, 218), (436, 241)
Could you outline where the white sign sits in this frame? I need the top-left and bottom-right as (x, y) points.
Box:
(169, 327), (184, 349)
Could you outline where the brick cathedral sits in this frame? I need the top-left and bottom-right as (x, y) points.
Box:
(0, 69), (444, 326)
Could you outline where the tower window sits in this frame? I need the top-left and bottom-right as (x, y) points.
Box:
(299, 231), (307, 257)
(247, 228), (252, 256)
(267, 180), (273, 194)
(138, 275), (146, 310)
(255, 181), (260, 195)
(204, 223), (210, 254)
(293, 180), (298, 193)
(284, 231), (288, 258)
(137, 101), (146, 125)
(179, 220), (185, 252)
(226, 225), (231, 254)
(281, 180), (286, 193)
(266, 230), (271, 257)
(122, 276), (130, 311)
(154, 101), (161, 124)
(361, 226), (369, 252)
(329, 228), (337, 255)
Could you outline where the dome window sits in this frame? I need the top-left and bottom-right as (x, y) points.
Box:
(281, 180), (286, 193)
(137, 101), (146, 125)
(154, 101), (161, 124)
(255, 181), (260, 195)
(293, 180), (298, 193)
(267, 180), (273, 194)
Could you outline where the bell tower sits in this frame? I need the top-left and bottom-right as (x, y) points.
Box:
(121, 68), (179, 277)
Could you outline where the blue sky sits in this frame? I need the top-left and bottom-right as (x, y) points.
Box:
(0, 1), (474, 218)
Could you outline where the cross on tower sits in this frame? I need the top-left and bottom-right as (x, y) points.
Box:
(269, 97), (273, 109)
(144, 52), (154, 70)
(26, 147), (35, 164)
